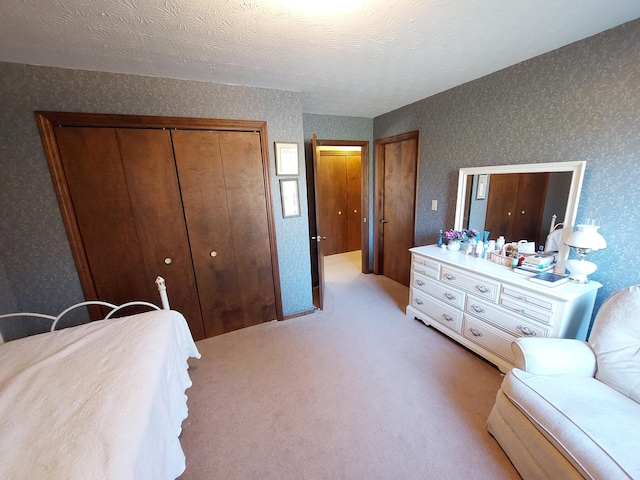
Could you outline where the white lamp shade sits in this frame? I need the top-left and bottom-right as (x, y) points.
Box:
(565, 225), (607, 250)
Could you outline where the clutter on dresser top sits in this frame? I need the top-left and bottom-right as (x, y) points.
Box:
(439, 230), (564, 285)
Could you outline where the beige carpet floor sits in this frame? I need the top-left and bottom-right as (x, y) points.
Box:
(179, 251), (519, 479)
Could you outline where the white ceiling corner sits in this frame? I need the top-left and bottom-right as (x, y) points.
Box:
(1, 0), (639, 117)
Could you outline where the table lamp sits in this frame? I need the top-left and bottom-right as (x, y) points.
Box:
(564, 224), (607, 283)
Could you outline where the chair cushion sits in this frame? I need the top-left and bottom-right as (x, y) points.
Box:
(589, 284), (640, 402)
(502, 369), (640, 479)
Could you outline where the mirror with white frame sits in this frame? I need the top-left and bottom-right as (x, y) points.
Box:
(454, 161), (586, 273)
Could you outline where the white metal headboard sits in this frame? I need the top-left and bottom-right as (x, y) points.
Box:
(0, 276), (170, 334)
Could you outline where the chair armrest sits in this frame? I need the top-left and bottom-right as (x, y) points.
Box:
(512, 338), (597, 376)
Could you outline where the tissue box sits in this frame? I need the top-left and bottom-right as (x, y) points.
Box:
(488, 251), (513, 267)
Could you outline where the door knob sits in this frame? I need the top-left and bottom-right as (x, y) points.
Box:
(353, 209), (358, 213)
(380, 219), (388, 224)
(338, 211), (342, 215)
(164, 257), (172, 265)
(311, 236), (327, 242)
(210, 251), (217, 257)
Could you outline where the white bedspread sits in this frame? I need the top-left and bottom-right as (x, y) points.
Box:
(0, 309), (200, 480)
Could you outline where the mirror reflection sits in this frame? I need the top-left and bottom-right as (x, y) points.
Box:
(454, 161), (586, 271)
(462, 171), (573, 249)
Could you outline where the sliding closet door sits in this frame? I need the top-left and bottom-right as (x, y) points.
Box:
(116, 129), (205, 340)
(172, 130), (277, 336)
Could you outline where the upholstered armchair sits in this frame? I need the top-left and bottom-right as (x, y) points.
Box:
(487, 284), (640, 479)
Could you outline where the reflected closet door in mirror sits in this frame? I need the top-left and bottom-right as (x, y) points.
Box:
(454, 161), (586, 272)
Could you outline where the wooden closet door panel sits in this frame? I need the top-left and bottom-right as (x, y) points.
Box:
(171, 130), (240, 336)
(116, 128), (205, 340)
(485, 174), (519, 241)
(513, 173), (549, 243)
(54, 127), (152, 307)
(218, 131), (277, 327)
(346, 153), (362, 252)
(318, 154), (347, 255)
(172, 130), (276, 335)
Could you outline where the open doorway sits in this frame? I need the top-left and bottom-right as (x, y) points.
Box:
(307, 137), (370, 309)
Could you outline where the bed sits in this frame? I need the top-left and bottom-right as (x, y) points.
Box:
(0, 277), (200, 480)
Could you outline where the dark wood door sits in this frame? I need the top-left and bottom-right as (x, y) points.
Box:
(54, 127), (206, 339)
(311, 134), (326, 309)
(484, 174), (520, 240)
(54, 127), (152, 308)
(316, 150), (362, 256)
(39, 112), (283, 341)
(347, 153), (363, 252)
(375, 132), (419, 287)
(485, 173), (548, 243)
(172, 130), (277, 336)
(317, 152), (348, 256)
(513, 173), (548, 241)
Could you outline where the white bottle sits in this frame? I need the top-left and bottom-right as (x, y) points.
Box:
(496, 236), (505, 251)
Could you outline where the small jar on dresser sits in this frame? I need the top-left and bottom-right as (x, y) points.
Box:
(407, 245), (601, 373)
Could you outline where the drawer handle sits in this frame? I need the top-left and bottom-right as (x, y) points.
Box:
(444, 273), (456, 281)
(505, 303), (527, 315)
(444, 293), (456, 300)
(442, 313), (454, 322)
(471, 304), (485, 314)
(476, 285), (490, 293)
(415, 299), (424, 305)
(469, 328), (483, 337)
(416, 279), (425, 286)
(417, 260), (426, 265)
(518, 325), (537, 336)
(416, 270), (427, 275)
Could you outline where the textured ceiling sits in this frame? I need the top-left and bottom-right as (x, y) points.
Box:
(1, 0), (639, 117)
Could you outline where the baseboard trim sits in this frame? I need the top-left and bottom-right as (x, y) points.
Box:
(281, 308), (316, 320)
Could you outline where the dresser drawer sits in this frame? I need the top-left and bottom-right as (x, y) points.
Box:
(500, 285), (558, 312)
(463, 315), (516, 364)
(440, 266), (499, 302)
(465, 296), (549, 338)
(411, 289), (462, 333)
(500, 286), (558, 325)
(412, 273), (465, 309)
(412, 254), (440, 279)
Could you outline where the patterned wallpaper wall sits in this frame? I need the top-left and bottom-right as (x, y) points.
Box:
(0, 63), (314, 339)
(374, 19), (640, 316)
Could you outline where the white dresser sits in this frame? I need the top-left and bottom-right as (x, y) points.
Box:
(406, 245), (601, 373)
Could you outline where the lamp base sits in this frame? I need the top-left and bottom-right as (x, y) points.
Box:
(568, 275), (591, 284)
(565, 259), (597, 284)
